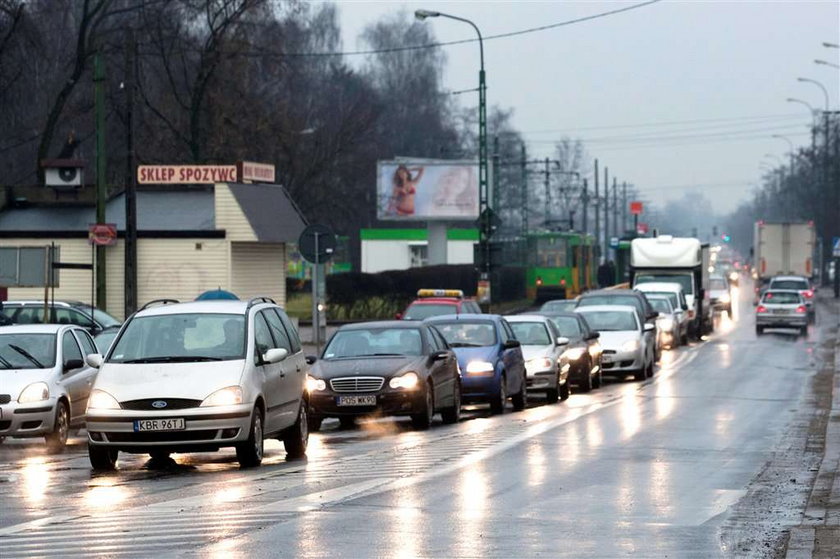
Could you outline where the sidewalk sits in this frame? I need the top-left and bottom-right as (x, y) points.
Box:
(787, 294), (840, 558)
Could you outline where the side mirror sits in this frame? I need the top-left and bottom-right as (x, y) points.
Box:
(556, 336), (570, 346)
(63, 358), (84, 372)
(430, 350), (449, 361)
(682, 304), (689, 311)
(587, 331), (600, 340)
(643, 323), (655, 332)
(85, 353), (103, 368)
(262, 348), (288, 364)
(503, 339), (520, 349)
(305, 355), (317, 365)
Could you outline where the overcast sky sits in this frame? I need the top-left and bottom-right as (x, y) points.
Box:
(327, 0), (839, 215)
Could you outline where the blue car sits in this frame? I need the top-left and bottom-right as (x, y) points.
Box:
(425, 314), (527, 414)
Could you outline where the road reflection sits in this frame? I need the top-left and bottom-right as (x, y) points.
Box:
(455, 462), (488, 556)
(21, 455), (50, 505)
(85, 477), (129, 510)
(391, 477), (422, 558)
(526, 440), (547, 487)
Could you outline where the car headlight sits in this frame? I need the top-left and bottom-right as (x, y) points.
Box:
(621, 339), (640, 352)
(389, 372), (420, 389)
(526, 357), (554, 374)
(465, 360), (495, 375)
(561, 347), (587, 361)
(719, 293), (731, 303)
(87, 389), (120, 410)
(729, 272), (738, 281)
(306, 375), (326, 392)
(18, 382), (49, 404)
(200, 386), (243, 407)
(658, 318), (674, 330)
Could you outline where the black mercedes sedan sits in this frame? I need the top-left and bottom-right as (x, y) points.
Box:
(306, 321), (461, 431)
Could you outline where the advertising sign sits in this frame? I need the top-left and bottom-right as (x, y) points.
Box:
(630, 201), (643, 215)
(377, 160), (479, 221)
(88, 223), (118, 246)
(237, 161), (275, 183)
(137, 165), (237, 184)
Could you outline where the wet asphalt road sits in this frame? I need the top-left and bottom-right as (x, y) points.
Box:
(0, 282), (830, 557)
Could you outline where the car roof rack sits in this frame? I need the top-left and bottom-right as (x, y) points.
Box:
(139, 298), (180, 311)
(246, 296), (276, 310)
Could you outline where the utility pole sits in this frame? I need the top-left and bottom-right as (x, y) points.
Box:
(544, 157), (550, 228)
(612, 178), (618, 240)
(124, 31), (138, 316)
(520, 143), (528, 236)
(581, 178), (589, 235)
(594, 159), (600, 263)
(622, 181), (628, 235)
(94, 52), (107, 310)
(603, 166), (609, 261)
(492, 135), (500, 211)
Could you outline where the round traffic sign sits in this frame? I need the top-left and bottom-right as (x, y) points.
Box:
(298, 224), (336, 263)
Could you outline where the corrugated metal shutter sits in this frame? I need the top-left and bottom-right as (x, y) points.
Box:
(230, 242), (286, 306)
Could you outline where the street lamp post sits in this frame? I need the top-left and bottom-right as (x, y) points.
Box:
(771, 135), (795, 173)
(416, 9), (491, 304)
(815, 59), (840, 69)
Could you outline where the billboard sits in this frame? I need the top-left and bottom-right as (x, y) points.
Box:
(377, 159), (479, 221)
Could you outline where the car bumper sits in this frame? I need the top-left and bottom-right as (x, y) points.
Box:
(85, 403), (253, 453)
(525, 363), (569, 391)
(308, 389), (427, 418)
(0, 399), (57, 438)
(599, 350), (643, 375)
(459, 374), (502, 403)
(756, 315), (808, 327)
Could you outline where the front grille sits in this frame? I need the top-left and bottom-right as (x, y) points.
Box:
(0, 420), (10, 431)
(104, 430), (219, 443)
(330, 376), (385, 393)
(0, 395), (10, 404)
(602, 350), (617, 355)
(120, 398), (202, 411)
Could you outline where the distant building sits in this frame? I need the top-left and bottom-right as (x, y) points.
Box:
(0, 183), (306, 319)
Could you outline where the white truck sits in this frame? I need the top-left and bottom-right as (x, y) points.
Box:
(629, 236), (713, 340)
(753, 221), (816, 281)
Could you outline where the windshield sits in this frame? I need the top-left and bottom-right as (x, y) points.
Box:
(635, 274), (694, 295)
(770, 279), (808, 291)
(578, 295), (641, 313)
(94, 331), (119, 353)
(649, 299), (673, 314)
(108, 313), (245, 363)
(540, 300), (576, 313)
(640, 291), (679, 308)
(550, 316), (582, 337)
(433, 321), (497, 348)
(91, 308), (121, 328)
(324, 328), (423, 358)
(0, 333), (56, 369)
(762, 291), (802, 305)
(710, 279), (727, 290)
(577, 310), (638, 332)
(509, 322), (551, 345)
(404, 303), (457, 320)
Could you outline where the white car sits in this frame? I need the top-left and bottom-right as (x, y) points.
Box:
(708, 275), (732, 314)
(0, 324), (100, 451)
(646, 295), (681, 349)
(505, 315), (571, 403)
(575, 305), (655, 382)
(85, 298), (309, 470)
(634, 282), (690, 345)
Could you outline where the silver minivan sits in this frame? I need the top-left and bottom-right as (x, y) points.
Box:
(85, 298), (308, 470)
(0, 324), (99, 451)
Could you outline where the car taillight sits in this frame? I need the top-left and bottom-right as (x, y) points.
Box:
(757, 305), (767, 313)
(803, 290), (813, 299)
(796, 305), (807, 314)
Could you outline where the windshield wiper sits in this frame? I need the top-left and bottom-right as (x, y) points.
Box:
(0, 353), (13, 368)
(8, 345), (45, 368)
(369, 353), (403, 357)
(448, 342), (481, 348)
(120, 356), (222, 364)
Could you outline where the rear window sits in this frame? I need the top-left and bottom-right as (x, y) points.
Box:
(578, 295), (642, 313)
(509, 322), (551, 345)
(649, 299), (673, 314)
(770, 279), (808, 291)
(404, 303), (456, 320)
(635, 273), (694, 295)
(710, 279), (727, 290)
(762, 291), (802, 305)
(577, 310), (638, 332)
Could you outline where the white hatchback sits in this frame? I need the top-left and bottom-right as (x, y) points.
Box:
(85, 298), (308, 470)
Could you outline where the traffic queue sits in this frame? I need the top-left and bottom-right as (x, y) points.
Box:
(2, 233), (808, 471)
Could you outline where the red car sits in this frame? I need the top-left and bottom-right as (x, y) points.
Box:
(399, 289), (482, 320)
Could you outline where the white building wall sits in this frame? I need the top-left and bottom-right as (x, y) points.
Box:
(230, 242), (286, 307)
(447, 241), (477, 265)
(361, 240), (476, 273)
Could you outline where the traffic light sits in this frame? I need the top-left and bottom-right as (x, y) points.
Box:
(721, 233), (731, 243)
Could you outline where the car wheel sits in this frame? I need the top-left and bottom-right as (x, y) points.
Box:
(411, 383), (434, 430)
(282, 402), (308, 459)
(339, 416), (357, 429)
(511, 374), (527, 411)
(559, 379), (570, 401)
(489, 375), (507, 415)
(236, 407), (264, 468)
(149, 451), (170, 461)
(578, 362), (593, 393)
(546, 374), (560, 404)
(756, 326), (763, 336)
(0, 437), (5, 444)
(440, 379), (461, 424)
(45, 400), (69, 454)
(800, 326), (808, 337)
(88, 445), (118, 470)
(646, 359), (655, 378)
(634, 366), (647, 381)
(680, 332), (689, 345)
(308, 415), (323, 433)
(592, 367), (603, 389)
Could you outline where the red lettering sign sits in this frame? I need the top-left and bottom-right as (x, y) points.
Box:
(137, 165), (238, 184)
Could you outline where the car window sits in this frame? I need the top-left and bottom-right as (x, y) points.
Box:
(770, 279), (809, 290)
(434, 321), (498, 347)
(762, 291), (802, 305)
(404, 303), (456, 320)
(649, 299), (673, 314)
(709, 279), (727, 290)
(275, 310), (302, 353)
(550, 316), (582, 337)
(577, 310), (638, 331)
(262, 309), (291, 351)
(430, 327), (449, 350)
(425, 328), (441, 352)
(323, 328), (423, 358)
(253, 313), (275, 361)
(74, 329), (98, 356)
(62, 331), (83, 364)
(501, 320), (516, 341)
(0, 333), (56, 368)
(509, 322), (551, 345)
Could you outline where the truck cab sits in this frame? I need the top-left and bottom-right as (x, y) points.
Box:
(629, 236), (713, 340)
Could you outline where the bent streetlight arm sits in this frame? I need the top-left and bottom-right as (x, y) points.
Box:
(797, 77), (830, 110)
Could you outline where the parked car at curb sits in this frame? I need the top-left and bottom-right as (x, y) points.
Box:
(505, 315), (571, 403)
(0, 324), (99, 451)
(575, 305), (656, 382)
(306, 321), (461, 431)
(425, 314), (527, 414)
(85, 297), (309, 470)
(3, 300), (121, 335)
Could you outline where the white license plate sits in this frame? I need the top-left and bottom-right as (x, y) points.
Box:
(772, 309), (789, 315)
(336, 395), (377, 406)
(133, 418), (185, 432)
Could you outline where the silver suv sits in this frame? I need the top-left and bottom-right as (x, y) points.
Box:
(85, 297), (308, 470)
